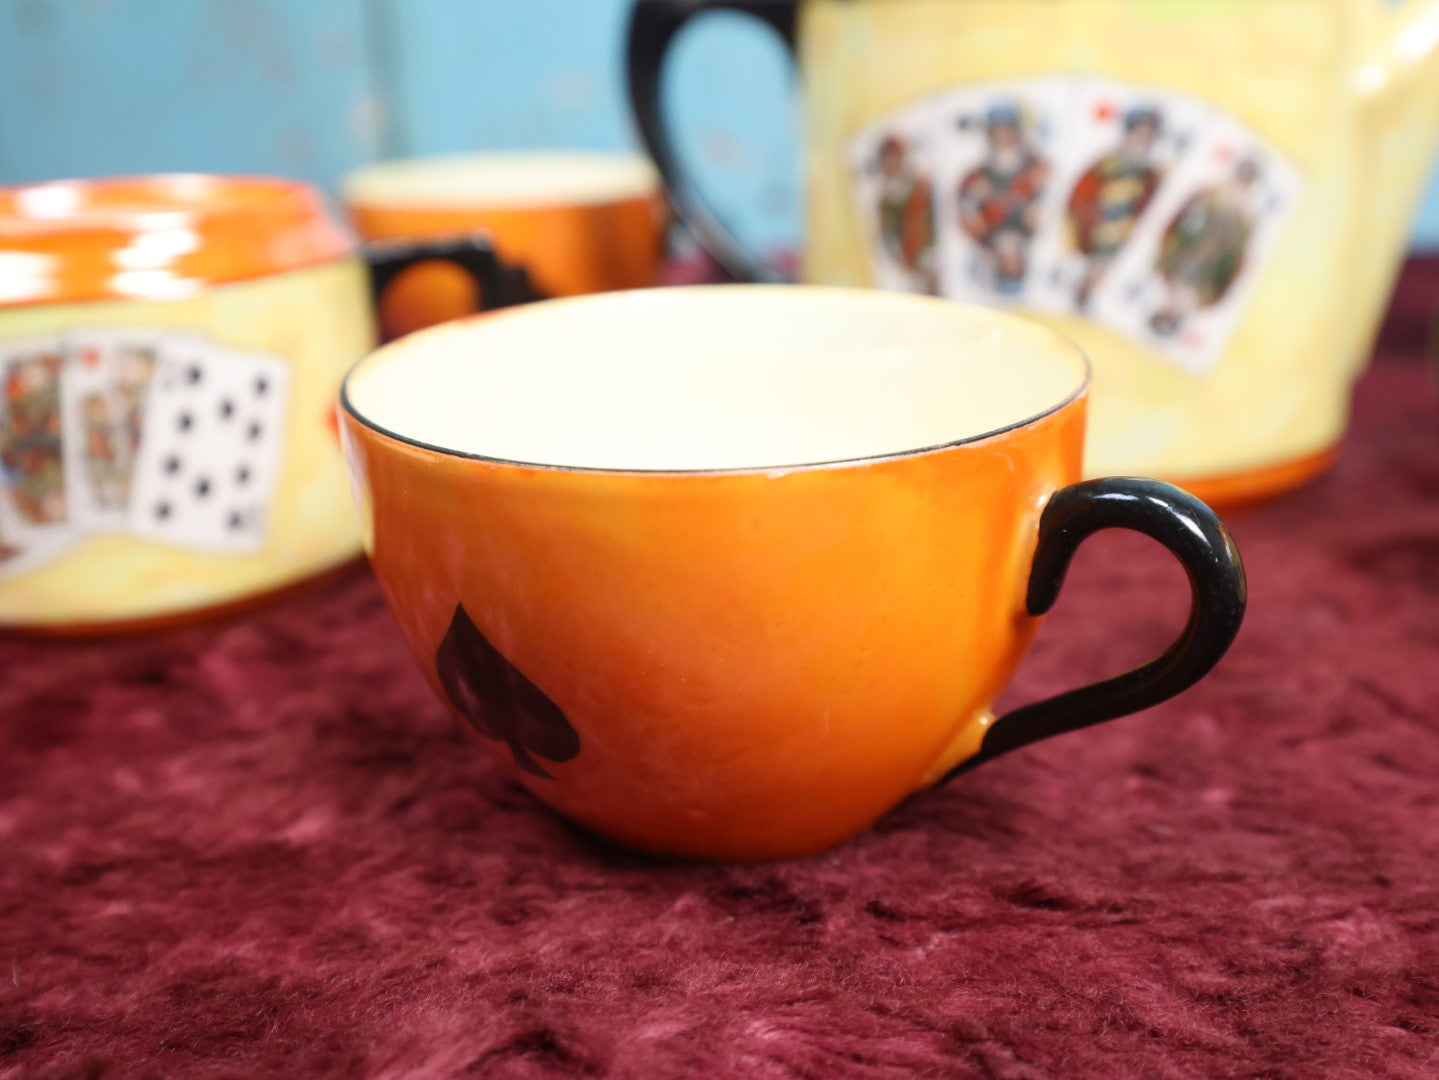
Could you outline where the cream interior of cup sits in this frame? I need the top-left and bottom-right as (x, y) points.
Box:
(342, 151), (659, 209)
(343, 286), (1089, 472)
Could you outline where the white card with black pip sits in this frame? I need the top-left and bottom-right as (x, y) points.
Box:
(127, 338), (290, 553)
(1088, 114), (1305, 375)
(931, 77), (1076, 308)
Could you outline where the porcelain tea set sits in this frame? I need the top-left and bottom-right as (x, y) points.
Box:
(1, 0), (1435, 859)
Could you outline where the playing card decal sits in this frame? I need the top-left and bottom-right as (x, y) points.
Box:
(128, 339), (290, 553)
(1062, 104), (1164, 308)
(954, 101), (1052, 296)
(1088, 118), (1302, 374)
(0, 342), (69, 532)
(435, 603), (580, 779)
(62, 333), (157, 530)
(0, 328), (293, 583)
(850, 77), (1304, 375)
(1147, 161), (1258, 335)
(849, 109), (940, 295)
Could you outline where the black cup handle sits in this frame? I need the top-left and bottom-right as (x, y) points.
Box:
(364, 232), (548, 322)
(945, 477), (1247, 780)
(626, 0), (798, 283)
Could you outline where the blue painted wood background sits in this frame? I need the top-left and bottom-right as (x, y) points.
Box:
(0, 0), (1435, 254)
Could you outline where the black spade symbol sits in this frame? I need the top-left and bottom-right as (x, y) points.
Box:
(435, 604), (580, 778)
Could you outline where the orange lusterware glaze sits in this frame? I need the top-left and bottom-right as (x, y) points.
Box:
(0, 174), (353, 305)
(344, 152), (667, 339)
(340, 287), (1245, 860)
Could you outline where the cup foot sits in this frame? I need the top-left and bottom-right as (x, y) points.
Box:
(1161, 444), (1340, 511)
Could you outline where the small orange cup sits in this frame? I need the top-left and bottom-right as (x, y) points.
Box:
(339, 287), (1246, 861)
(344, 152), (667, 340)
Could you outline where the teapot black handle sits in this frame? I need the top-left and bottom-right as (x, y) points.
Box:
(626, 0), (798, 283)
(946, 478), (1247, 779)
(364, 232), (547, 333)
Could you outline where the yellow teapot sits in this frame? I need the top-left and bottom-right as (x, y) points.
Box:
(629, 0), (1439, 505)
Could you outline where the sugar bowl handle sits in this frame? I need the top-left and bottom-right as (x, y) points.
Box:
(626, 0), (798, 283)
(947, 477), (1247, 779)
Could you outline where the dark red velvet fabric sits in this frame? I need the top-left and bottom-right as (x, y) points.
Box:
(3, 265), (1438, 1080)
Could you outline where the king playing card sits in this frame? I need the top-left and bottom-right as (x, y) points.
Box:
(847, 98), (943, 296)
(931, 77), (1076, 308)
(1028, 78), (1218, 315)
(1088, 114), (1304, 375)
(127, 337), (291, 554)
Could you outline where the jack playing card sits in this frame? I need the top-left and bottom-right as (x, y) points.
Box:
(847, 98), (943, 296)
(931, 77), (1076, 307)
(1088, 114), (1304, 374)
(127, 337), (291, 554)
(1028, 78), (1218, 315)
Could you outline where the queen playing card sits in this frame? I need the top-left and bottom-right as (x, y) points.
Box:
(1088, 116), (1304, 375)
(931, 77), (1075, 307)
(847, 99), (942, 296)
(1028, 78), (1218, 315)
(0, 336), (71, 544)
(127, 338), (291, 553)
(61, 330), (160, 530)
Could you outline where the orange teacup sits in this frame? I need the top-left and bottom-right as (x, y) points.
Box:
(339, 287), (1245, 861)
(344, 151), (667, 340)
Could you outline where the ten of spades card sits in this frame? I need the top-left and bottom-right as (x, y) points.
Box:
(930, 77), (1076, 308)
(847, 98), (943, 295)
(61, 329), (160, 531)
(1088, 115), (1304, 375)
(127, 338), (291, 554)
(1027, 77), (1219, 315)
